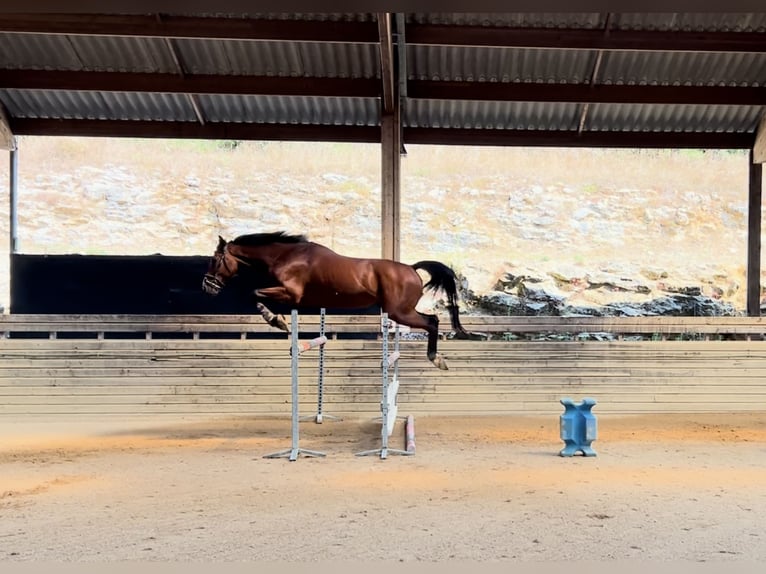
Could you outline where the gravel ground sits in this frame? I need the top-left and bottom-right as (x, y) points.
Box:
(1, 413), (765, 564)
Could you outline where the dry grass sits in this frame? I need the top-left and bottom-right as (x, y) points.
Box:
(11, 137), (382, 181)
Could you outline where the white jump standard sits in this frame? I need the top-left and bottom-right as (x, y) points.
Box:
(356, 313), (414, 460)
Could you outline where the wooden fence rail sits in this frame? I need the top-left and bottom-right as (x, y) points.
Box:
(3, 313), (766, 337)
(2, 314), (766, 417)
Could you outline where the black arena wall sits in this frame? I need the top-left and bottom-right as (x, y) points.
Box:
(10, 254), (379, 315)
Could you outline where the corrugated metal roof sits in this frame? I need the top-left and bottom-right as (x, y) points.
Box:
(0, 89), (380, 126)
(1, 12), (764, 145)
(1, 89), (197, 121)
(407, 12), (766, 32)
(175, 40), (379, 78)
(597, 51), (766, 87)
(404, 22), (766, 88)
(222, 13), (377, 23)
(406, 46), (766, 88)
(407, 45), (594, 83)
(0, 32), (380, 78)
(587, 103), (763, 133)
(407, 13), (605, 29)
(0, 33), (178, 72)
(611, 13), (766, 32)
(405, 99), (581, 130)
(405, 99), (765, 135)
(198, 94), (379, 125)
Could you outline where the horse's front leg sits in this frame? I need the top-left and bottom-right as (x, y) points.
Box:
(253, 286), (302, 333)
(255, 301), (288, 332)
(255, 285), (300, 303)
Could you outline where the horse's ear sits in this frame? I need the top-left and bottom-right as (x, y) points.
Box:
(217, 236), (227, 250)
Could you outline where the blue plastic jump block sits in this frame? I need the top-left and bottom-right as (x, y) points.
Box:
(559, 397), (598, 457)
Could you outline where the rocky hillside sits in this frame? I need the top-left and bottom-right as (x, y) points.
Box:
(0, 138), (758, 316)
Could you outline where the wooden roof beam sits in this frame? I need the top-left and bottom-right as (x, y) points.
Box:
(0, 13), (379, 43)
(406, 25), (766, 53)
(9, 118), (381, 143)
(404, 127), (755, 149)
(5, 1), (764, 14)
(9, 117), (756, 149)
(408, 81), (766, 106)
(754, 113), (766, 163)
(0, 70), (381, 98)
(7, 70), (761, 105)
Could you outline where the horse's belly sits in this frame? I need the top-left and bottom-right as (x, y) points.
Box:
(301, 290), (375, 309)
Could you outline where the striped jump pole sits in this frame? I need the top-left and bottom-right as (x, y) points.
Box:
(264, 309), (327, 462)
(300, 308), (341, 424)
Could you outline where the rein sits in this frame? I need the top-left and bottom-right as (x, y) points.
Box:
(223, 245), (253, 270)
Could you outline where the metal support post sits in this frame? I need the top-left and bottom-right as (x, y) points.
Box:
(264, 310), (326, 461)
(300, 308), (341, 423)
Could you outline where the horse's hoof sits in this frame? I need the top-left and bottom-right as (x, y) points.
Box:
(432, 355), (449, 370)
(256, 303), (289, 332)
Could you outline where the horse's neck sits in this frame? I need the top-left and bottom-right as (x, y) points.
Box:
(229, 243), (283, 265)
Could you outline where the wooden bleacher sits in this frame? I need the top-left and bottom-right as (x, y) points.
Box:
(2, 314), (765, 417)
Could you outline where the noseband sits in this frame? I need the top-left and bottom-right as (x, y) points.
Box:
(203, 245), (251, 292)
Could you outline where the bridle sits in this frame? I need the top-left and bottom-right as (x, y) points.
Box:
(202, 243), (252, 293)
(220, 243), (254, 271)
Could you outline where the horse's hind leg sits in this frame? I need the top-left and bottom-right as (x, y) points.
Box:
(387, 309), (448, 370)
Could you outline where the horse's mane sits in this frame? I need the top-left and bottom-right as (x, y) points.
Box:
(230, 231), (308, 247)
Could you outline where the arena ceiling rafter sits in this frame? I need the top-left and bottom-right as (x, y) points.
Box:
(0, 10), (765, 150)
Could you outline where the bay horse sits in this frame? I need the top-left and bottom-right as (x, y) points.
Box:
(202, 232), (468, 369)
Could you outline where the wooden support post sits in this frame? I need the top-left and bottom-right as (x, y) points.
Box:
(381, 110), (401, 261)
(9, 147), (19, 255)
(0, 103), (16, 151)
(376, 13), (395, 116)
(378, 12), (400, 262)
(747, 148), (763, 316)
(754, 113), (766, 164)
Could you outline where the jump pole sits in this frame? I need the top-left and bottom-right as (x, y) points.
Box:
(405, 414), (416, 453)
(300, 307), (341, 424)
(264, 309), (327, 462)
(356, 313), (413, 460)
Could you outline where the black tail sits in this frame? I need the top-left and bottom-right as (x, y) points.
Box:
(412, 260), (468, 335)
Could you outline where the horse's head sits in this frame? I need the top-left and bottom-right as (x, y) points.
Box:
(202, 236), (246, 296)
